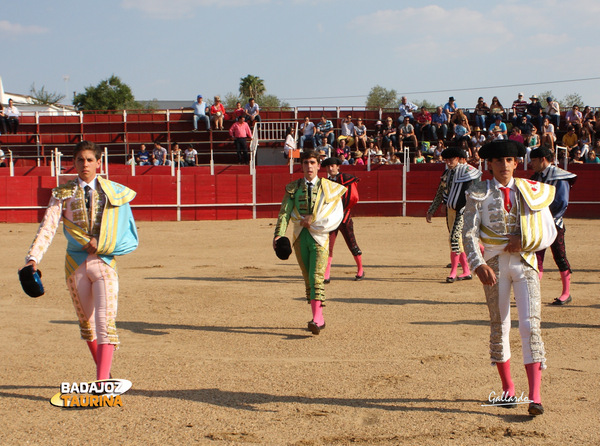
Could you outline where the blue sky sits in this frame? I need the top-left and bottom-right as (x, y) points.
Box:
(2, 0), (600, 108)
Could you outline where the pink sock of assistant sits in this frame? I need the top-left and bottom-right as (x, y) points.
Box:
(87, 340), (98, 365)
(448, 252), (460, 278)
(311, 300), (324, 326)
(325, 256), (333, 280)
(479, 243), (485, 256)
(536, 251), (544, 280)
(354, 255), (363, 276)
(525, 362), (542, 404)
(496, 360), (515, 396)
(458, 252), (471, 277)
(559, 270), (571, 301)
(96, 343), (115, 381)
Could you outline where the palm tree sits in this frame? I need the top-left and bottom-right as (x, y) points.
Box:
(239, 74), (266, 100)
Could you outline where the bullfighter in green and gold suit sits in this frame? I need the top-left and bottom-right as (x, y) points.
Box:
(273, 151), (346, 335)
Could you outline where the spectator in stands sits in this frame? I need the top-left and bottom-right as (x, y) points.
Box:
(562, 126), (579, 155)
(541, 117), (556, 150)
(470, 127), (486, 154)
(398, 96), (418, 123)
(579, 126), (592, 158)
(474, 97), (490, 131)
(565, 105), (583, 134)
(192, 95), (210, 131)
(299, 116), (316, 149)
(229, 115), (253, 165)
(570, 148), (584, 164)
(338, 114), (356, 147)
(382, 117), (398, 155)
(0, 103), (8, 134)
(6, 99), (20, 134)
(443, 96), (458, 123)
(354, 118), (368, 151)
(336, 138), (351, 161)
(398, 117), (418, 152)
(388, 152), (402, 165)
(372, 150), (387, 165)
(452, 117), (471, 147)
(414, 149), (426, 164)
(594, 111), (600, 139)
(317, 137), (333, 158)
(509, 126), (525, 144)
(243, 98), (261, 126)
(431, 106), (448, 141)
(518, 115), (535, 137)
(488, 96), (504, 126)
(585, 149), (600, 163)
(317, 149), (328, 163)
(283, 127), (296, 160)
(415, 106), (434, 141)
(171, 143), (185, 167)
(233, 101), (245, 119)
(527, 126), (541, 151)
(511, 92), (528, 125)
(365, 140), (378, 159)
(450, 108), (468, 129)
(314, 115), (335, 147)
(468, 150), (482, 168)
(184, 144), (199, 166)
(0, 143), (6, 167)
(210, 96), (226, 130)
(582, 106), (595, 135)
(152, 141), (171, 166)
(350, 150), (364, 165)
(489, 115), (507, 140)
(545, 96), (560, 129)
(135, 144), (152, 166)
(372, 120), (384, 148)
(527, 95), (543, 131)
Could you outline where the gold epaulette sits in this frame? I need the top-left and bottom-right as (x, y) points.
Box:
(51, 180), (78, 200)
(465, 180), (489, 201)
(285, 179), (303, 197)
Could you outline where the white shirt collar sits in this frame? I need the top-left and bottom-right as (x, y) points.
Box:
(493, 177), (514, 190)
(78, 177), (97, 190)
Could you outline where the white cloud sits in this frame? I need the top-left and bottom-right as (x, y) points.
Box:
(121, 0), (270, 19)
(0, 20), (48, 37)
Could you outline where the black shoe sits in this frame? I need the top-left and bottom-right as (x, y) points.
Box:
(528, 402), (544, 416)
(446, 263), (452, 268)
(551, 295), (572, 306)
(355, 272), (365, 281)
(456, 275), (472, 281)
(446, 277), (455, 283)
(324, 279), (330, 284)
(308, 321), (325, 335)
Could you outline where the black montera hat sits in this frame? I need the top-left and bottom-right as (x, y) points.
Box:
(275, 237), (292, 260)
(321, 157), (343, 167)
(18, 265), (45, 298)
(529, 146), (553, 160)
(441, 147), (463, 159)
(479, 140), (526, 160)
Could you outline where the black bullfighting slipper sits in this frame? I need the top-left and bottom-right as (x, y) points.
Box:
(324, 279), (330, 284)
(528, 402), (544, 416)
(308, 321), (325, 335)
(446, 277), (456, 283)
(355, 272), (365, 281)
(551, 295), (572, 306)
(457, 275), (472, 281)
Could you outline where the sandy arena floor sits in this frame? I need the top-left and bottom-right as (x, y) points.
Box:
(1, 217), (598, 445)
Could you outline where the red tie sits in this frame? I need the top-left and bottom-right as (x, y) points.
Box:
(500, 187), (512, 213)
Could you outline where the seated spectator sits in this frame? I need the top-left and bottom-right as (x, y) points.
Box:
(488, 96), (504, 126)
(565, 105), (582, 134)
(509, 127), (525, 148)
(545, 96), (560, 129)
(244, 98), (261, 126)
(354, 118), (368, 150)
(398, 116), (418, 152)
(337, 114), (355, 147)
(582, 106), (596, 135)
(570, 148), (584, 164)
(450, 108), (468, 129)
(372, 150), (387, 165)
(135, 144), (152, 166)
(474, 97), (489, 131)
(351, 150), (364, 165)
(299, 116), (316, 149)
(414, 149), (426, 164)
(585, 149), (600, 164)
(382, 117), (398, 155)
(511, 92), (527, 125)
(561, 126), (579, 154)
(0, 104), (8, 134)
(283, 127), (296, 160)
(365, 140), (378, 160)
(431, 106), (448, 141)
(5, 99), (20, 134)
(372, 120), (384, 148)
(489, 115), (507, 140)
(335, 138), (351, 161)
(171, 143), (185, 167)
(443, 96), (457, 123)
(389, 152), (402, 165)
(210, 96), (226, 130)
(527, 126), (540, 151)
(470, 127), (486, 154)
(0, 143), (6, 167)
(317, 138), (333, 158)
(594, 111), (600, 140)
(314, 115), (335, 147)
(452, 117), (471, 146)
(184, 144), (199, 166)
(518, 115), (535, 137)
(398, 96), (418, 123)
(526, 95), (543, 131)
(233, 101), (245, 119)
(317, 149), (328, 163)
(468, 150), (482, 168)
(579, 126), (592, 158)
(192, 95), (210, 131)
(541, 117), (556, 150)
(415, 106), (434, 141)
(152, 141), (171, 166)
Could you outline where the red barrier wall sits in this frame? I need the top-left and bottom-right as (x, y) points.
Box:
(0, 164), (598, 223)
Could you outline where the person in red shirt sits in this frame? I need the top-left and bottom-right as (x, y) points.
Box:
(415, 106), (434, 141)
(229, 115), (253, 164)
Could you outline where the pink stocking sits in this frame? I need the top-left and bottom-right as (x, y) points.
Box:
(525, 362), (542, 404)
(87, 340), (98, 365)
(458, 252), (471, 277)
(310, 300), (324, 326)
(496, 360), (515, 397)
(354, 255), (363, 277)
(448, 252), (460, 278)
(536, 251), (544, 280)
(325, 257), (332, 281)
(96, 343), (115, 381)
(559, 270), (571, 301)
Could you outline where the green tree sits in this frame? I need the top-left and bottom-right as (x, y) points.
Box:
(560, 92), (584, 109)
(239, 74), (266, 101)
(365, 85), (398, 109)
(30, 83), (65, 106)
(537, 90), (554, 109)
(73, 75), (141, 111)
(413, 99), (439, 111)
(260, 94), (290, 109)
(223, 92), (242, 110)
